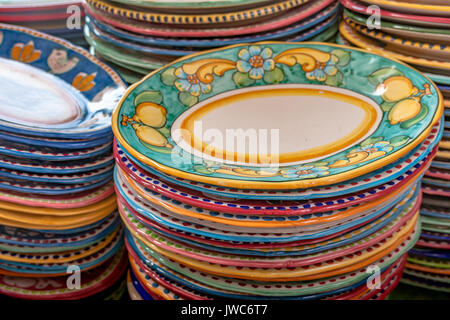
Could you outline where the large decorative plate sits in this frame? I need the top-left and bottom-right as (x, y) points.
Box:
(0, 24), (126, 139)
(113, 42), (443, 189)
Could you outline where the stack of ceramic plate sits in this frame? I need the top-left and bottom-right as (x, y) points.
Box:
(0, 0), (88, 48)
(400, 108), (450, 293)
(110, 41), (443, 300)
(334, 0), (450, 295)
(82, 0), (341, 84)
(0, 24), (128, 300)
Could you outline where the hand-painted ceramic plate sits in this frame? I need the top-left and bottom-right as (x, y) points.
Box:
(125, 195), (418, 258)
(85, 0), (310, 25)
(113, 42), (442, 190)
(0, 248), (127, 300)
(86, 2), (340, 49)
(0, 24), (125, 139)
(127, 223), (418, 282)
(0, 239), (123, 277)
(84, 0), (334, 38)
(0, 212), (118, 247)
(341, 0), (450, 28)
(107, 0), (279, 10)
(360, 0), (450, 17)
(0, 142), (111, 161)
(121, 202), (418, 268)
(115, 164), (419, 231)
(0, 152), (114, 174)
(0, 0), (80, 10)
(116, 148), (429, 218)
(339, 21), (450, 74)
(343, 9), (450, 45)
(0, 175), (111, 195)
(118, 185), (418, 243)
(0, 164), (113, 185)
(0, 129), (112, 150)
(114, 121), (439, 200)
(128, 236), (406, 299)
(343, 18), (450, 62)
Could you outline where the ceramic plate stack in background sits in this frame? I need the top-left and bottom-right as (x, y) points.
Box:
(0, 0), (88, 48)
(0, 24), (128, 300)
(111, 42), (443, 300)
(82, 0), (341, 84)
(401, 104), (450, 293)
(335, 0), (450, 295)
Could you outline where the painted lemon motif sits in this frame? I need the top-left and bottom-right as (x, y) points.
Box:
(388, 97), (421, 125)
(132, 123), (172, 148)
(378, 76), (418, 102)
(134, 102), (167, 128)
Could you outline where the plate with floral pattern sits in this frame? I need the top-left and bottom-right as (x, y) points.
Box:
(0, 24), (125, 139)
(113, 42), (442, 190)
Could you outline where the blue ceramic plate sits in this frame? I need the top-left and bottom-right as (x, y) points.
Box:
(0, 141), (112, 161)
(0, 235), (123, 274)
(0, 214), (120, 249)
(0, 129), (112, 149)
(0, 24), (126, 139)
(0, 152), (114, 174)
(0, 164), (113, 185)
(0, 176), (111, 195)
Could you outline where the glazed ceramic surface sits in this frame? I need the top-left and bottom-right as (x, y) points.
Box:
(339, 21), (450, 74)
(113, 42), (442, 190)
(84, 0), (334, 38)
(341, 0), (450, 28)
(343, 18), (450, 62)
(360, 0), (450, 17)
(0, 24), (125, 139)
(343, 9), (450, 45)
(85, 0), (311, 25)
(85, 2), (340, 48)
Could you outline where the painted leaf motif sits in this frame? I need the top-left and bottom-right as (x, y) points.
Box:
(134, 90), (163, 105)
(390, 135), (410, 147)
(324, 70), (343, 86)
(179, 91), (198, 107)
(368, 68), (404, 86)
(160, 67), (177, 86)
(331, 49), (351, 67)
(263, 67), (284, 84)
(232, 71), (255, 87)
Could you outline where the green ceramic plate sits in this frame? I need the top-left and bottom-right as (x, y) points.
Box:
(113, 42), (443, 190)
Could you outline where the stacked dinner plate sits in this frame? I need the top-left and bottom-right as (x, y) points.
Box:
(0, 0), (88, 48)
(111, 41), (443, 300)
(82, 0), (341, 84)
(0, 24), (128, 299)
(400, 106), (450, 293)
(335, 0), (450, 295)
